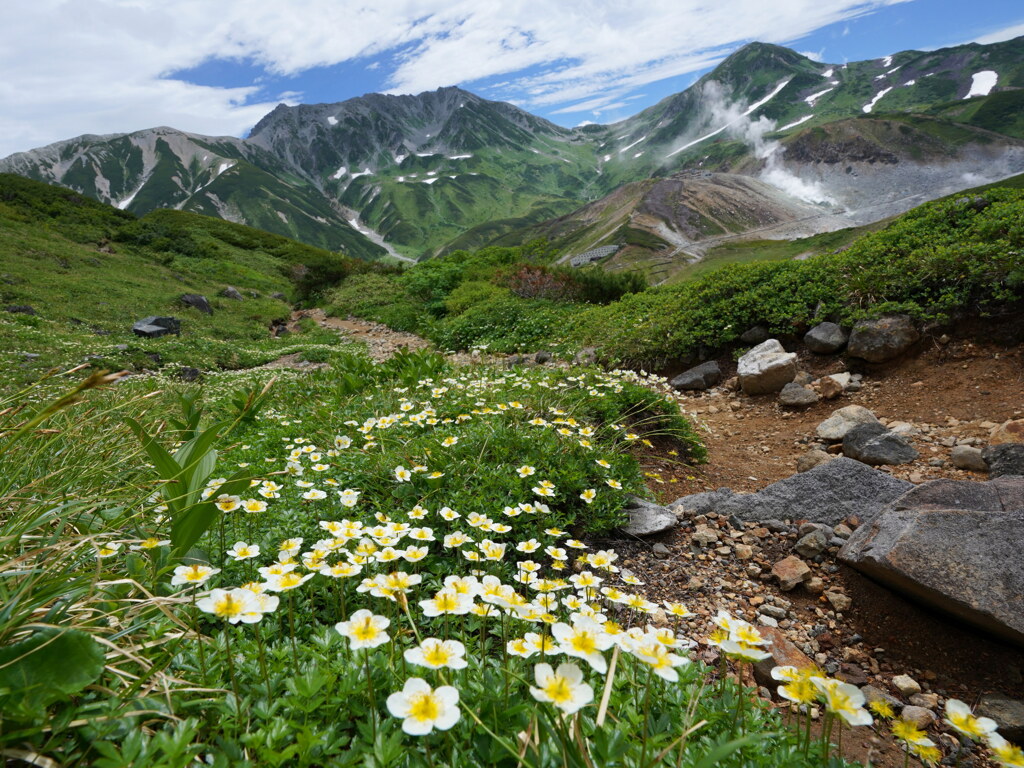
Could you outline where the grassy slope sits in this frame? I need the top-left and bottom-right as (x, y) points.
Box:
(0, 174), (363, 383)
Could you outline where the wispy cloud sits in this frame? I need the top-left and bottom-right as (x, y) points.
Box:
(0, 0), (909, 157)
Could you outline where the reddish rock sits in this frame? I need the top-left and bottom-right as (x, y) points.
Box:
(752, 626), (816, 689)
(772, 555), (811, 591)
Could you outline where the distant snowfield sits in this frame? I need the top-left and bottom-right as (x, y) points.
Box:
(862, 87), (893, 113)
(804, 87), (833, 106)
(331, 166), (347, 180)
(327, 116), (338, 126)
(966, 71), (998, 98)
(447, 154), (472, 160)
(619, 135), (647, 154)
(779, 114), (813, 131)
(350, 168), (373, 179)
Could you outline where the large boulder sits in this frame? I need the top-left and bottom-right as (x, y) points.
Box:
(679, 457), (913, 527)
(804, 322), (849, 354)
(618, 496), (677, 537)
(132, 316), (180, 338)
(846, 315), (920, 363)
(842, 422), (919, 466)
(670, 361), (722, 392)
(738, 339), (797, 395)
(221, 286), (244, 300)
(816, 405), (881, 441)
(180, 294), (213, 315)
(839, 476), (1024, 647)
(982, 444), (1024, 478)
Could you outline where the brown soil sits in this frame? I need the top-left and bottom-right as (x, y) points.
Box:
(620, 338), (1024, 767)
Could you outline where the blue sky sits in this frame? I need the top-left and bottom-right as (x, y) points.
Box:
(1, 0), (1021, 158)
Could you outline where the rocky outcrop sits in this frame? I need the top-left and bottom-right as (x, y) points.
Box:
(846, 315), (919, 363)
(816, 405), (881, 441)
(132, 316), (180, 338)
(672, 457), (913, 527)
(180, 294), (213, 315)
(804, 322), (849, 354)
(737, 339), (796, 395)
(839, 476), (1024, 646)
(842, 422), (919, 465)
(619, 496), (676, 537)
(983, 444), (1024, 478)
(670, 361), (722, 391)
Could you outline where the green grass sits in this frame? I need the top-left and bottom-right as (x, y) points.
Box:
(0, 174), (373, 384)
(665, 224), (886, 284)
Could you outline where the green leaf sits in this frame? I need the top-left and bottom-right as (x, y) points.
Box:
(169, 469), (252, 557)
(125, 417), (182, 508)
(0, 626), (105, 720)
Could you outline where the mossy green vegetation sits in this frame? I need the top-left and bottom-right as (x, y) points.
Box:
(0, 352), (884, 768)
(0, 174), (376, 382)
(331, 188), (1024, 368)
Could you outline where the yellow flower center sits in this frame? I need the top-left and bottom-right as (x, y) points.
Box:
(408, 692), (441, 722)
(542, 677), (573, 704)
(423, 645), (453, 667)
(352, 618), (379, 642)
(214, 594), (245, 618)
(569, 632), (597, 655)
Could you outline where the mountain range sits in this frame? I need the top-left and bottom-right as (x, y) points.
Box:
(3, 37), (1024, 276)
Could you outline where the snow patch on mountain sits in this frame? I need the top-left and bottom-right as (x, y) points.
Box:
(965, 71), (998, 98)
(862, 87), (893, 113)
(779, 114), (813, 131)
(331, 166), (347, 179)
(804, 87), (833, 106)
(327, 116), (338, 126)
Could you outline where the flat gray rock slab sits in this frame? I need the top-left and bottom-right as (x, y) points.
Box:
(671, 458), (912, 527)
(840, 476), (1024, 647)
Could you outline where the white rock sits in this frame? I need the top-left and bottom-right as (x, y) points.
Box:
(738, 339), (797, 395)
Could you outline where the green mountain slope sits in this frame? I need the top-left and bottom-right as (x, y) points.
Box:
(0, 174), (368, 381)
(2, 37), (1023, 260)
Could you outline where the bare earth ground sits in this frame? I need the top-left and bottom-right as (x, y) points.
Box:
(291, 313), (1024, 766)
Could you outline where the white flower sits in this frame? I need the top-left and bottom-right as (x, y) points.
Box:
(551, 616), (614, 673)
(227, 541), (260, 560)
(171, 564), (220, 586)
(335, 609), (390, 650)
(338, 488), (361, 507)
(386, 678), (461, 735)
(944, 699), (999, 741)
(404, 638), (468, 670)
(530, 663), (593, 714)
(196, 588), (259, 624)
(812, 678), (873, 726)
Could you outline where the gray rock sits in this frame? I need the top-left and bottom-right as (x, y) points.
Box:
(804, 322), (849, 354)
(843, 423), (919, 466)
(816, 405), (881, 441)
(794, 529), (828, 558)
(983, 443), (1024, 478)
(739, 325), (770, 344)
(618, 496), (677, 537)
(779, 383), (820, 408)
(652, 543), (671, 558)
(221, 286), (244, 300)
(839, 476), (1024, 646)
(534, 351), (552, 364)
(670, 361), (722, 391)
(4, 304), (36, 315)
(950, 445), (988, 472)
(180, 294), (213, 315)
(738, 339), (797, 395)
(271, 292), (287, 301)
(670, 488), (734, 518)
(977, 694), (1024, 741)
(861, 685), (903, 712)
(715, 457), (913, 527)
(847, 315), (920, 363)
(132, 316), (180, 338)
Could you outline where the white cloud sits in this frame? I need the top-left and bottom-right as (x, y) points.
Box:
(800, 48), (826, 61)
(968, 22), (1024, 46)
(1, 0), (908, 158)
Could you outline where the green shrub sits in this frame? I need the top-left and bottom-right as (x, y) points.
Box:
(433, 297), (578, 353)
(443, 280), (511, 315)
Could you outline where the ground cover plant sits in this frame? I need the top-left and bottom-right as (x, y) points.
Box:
(327, 189), (1024, 368)
(8, 353), (997, 767)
